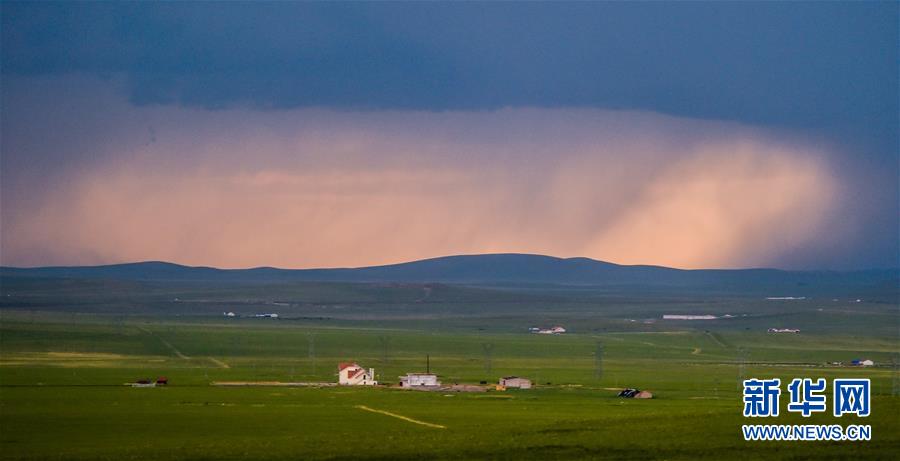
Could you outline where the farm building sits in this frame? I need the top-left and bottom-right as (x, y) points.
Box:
(338, 362), (377, 385)
(851, 359), (875, 367)
(499, 376), (532, 389)
(400, 373), (440, 388)
(663, 314), (716, 320)
(531, 325), (567, 334)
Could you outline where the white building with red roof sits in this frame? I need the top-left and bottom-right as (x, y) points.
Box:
(338, 362), (377, 385)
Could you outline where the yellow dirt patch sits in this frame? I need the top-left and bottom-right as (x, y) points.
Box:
(0, 351), (162, 368)
(45, 352), (127, 359)
(355, 405), (446, 429)
(207, 357), (230, 368)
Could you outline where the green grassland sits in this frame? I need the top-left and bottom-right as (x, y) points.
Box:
(1, 275), (898, 459)
(1, 305), (898, 460)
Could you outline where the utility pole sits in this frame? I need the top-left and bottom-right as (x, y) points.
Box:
(482, 343), (494, 374)
(892, 353), (899, 397)
(594, 341), (604, 380)
(737, 347), (749, 389)
(378, 335), (392, 364)
(307, 333), (316, 377)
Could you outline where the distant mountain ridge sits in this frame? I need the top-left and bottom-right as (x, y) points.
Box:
(1, 254), (897, 290)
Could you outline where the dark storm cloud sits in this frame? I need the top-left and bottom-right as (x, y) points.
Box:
(3, 2), (896, 127)
(0, 82), (848, 269)
(1, 1), (897, 269)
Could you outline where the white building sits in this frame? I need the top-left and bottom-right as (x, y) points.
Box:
(499, 376), (532, 389)
(532, 325), (567, 334)
(768, 328), (800, 333)
(663, 315), (717, 320)
(400, 373), (440, 388)
(338, 362), (377, 385)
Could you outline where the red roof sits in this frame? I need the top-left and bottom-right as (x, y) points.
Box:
(347, 368), (364, 380)
(338, 362), (358, 371)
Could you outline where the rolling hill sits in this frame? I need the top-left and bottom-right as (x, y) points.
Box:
(2, 254), (896, 292)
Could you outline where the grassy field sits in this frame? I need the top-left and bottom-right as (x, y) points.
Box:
(1, 307), (898, 460)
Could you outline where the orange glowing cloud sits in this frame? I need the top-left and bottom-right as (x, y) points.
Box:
(1, 92), (845, 269)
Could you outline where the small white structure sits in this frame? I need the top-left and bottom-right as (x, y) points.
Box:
(224, 312), (236, 317)
(532, 325), (566, 334)
(254, 313), (279, 318)
(768, 328), (800, 333)
(338, 362), (377, 385)
(861, 359), (875, 367)
(400, 373), (440, 388)
(499, 376), (532, 389)
(663, 315), (717, 320)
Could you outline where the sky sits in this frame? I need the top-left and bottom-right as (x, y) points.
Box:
(1, 2), (897, 270)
